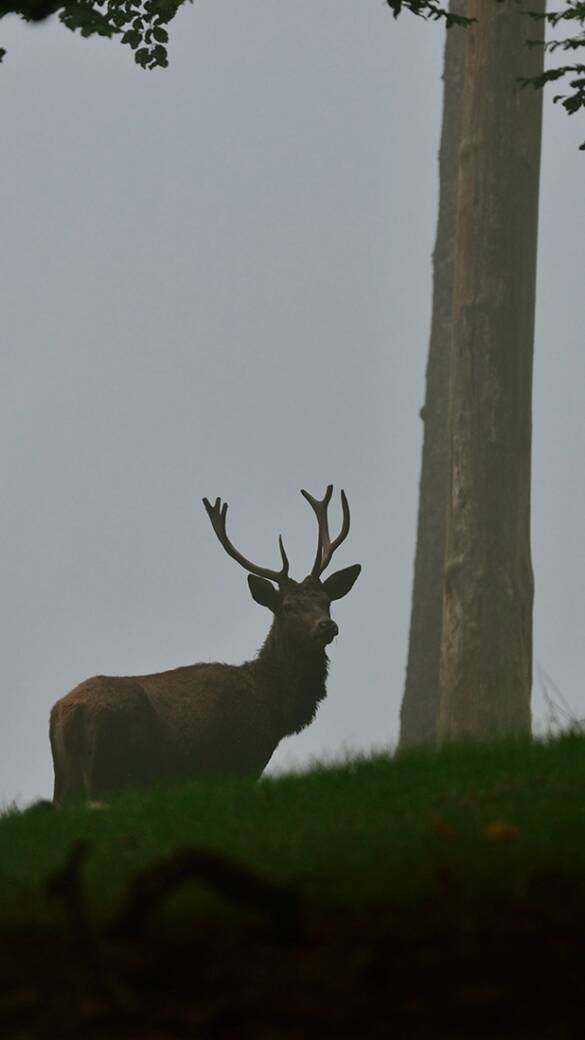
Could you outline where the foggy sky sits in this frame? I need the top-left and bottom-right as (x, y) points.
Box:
(1, 1), (584, 805)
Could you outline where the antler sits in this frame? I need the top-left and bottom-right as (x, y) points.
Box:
(300, 485), (350, 579)
(203, 497), (290, 584)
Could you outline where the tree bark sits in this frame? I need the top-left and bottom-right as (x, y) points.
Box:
(399, 1), (467, 750)
(438, 0), (545, 742)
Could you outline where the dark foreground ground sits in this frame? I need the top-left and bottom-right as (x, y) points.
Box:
(4, 737), (585, 1037)
(4, 890), (585, 1039)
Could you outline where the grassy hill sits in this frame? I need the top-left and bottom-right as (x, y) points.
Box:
(2, 732), (585, 1036)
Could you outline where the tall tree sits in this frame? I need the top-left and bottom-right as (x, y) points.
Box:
(399, 0), (466, 750)
(438, 0), (545, 741)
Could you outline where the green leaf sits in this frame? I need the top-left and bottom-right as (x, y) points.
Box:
(59, 3), (119, 39)
(121, 27), (140, 48)
(111, 8), (127, 28)
(134, 45), (150, 67)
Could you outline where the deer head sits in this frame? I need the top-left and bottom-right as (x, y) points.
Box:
(202, 486), (361, 650)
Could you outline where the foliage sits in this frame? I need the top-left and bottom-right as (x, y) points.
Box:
(0, 0), (470, 68)
(1, 1), (584, 135)
(384, 0), (471, 28)
(0, 0), (189, 68)
(524, 3), (585, 146)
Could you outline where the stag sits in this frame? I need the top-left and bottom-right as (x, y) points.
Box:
(49, 487), (361, 804)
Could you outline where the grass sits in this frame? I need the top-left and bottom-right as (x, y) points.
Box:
(4, 734), (585, 1036)
(2, 730), (585, 937)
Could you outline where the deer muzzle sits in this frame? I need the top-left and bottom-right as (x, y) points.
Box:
(314, 618), (339, 644)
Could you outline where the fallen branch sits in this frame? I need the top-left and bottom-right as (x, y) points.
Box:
(109, 846), (302, 943)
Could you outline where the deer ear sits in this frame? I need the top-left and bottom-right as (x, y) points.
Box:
(322, 564), (361, 601)
(247, 575), (279, 612)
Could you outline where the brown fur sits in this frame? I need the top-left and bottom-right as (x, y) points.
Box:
(49, 569), (360, 804)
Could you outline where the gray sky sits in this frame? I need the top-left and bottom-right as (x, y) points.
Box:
(1, 1), (584, 805)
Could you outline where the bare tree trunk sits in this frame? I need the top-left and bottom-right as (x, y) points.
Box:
(399, 1), (467, 750)
(438, 0), (545, 742)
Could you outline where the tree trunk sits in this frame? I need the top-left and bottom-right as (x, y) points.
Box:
(399, 1), (467, 750)
(438, 0), (545, 742)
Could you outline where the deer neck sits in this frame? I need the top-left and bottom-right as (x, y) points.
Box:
(252, 620), (329, 736)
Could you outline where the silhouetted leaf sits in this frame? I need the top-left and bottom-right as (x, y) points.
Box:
(122, 27), (140, 48)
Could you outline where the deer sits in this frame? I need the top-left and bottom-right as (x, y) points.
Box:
(49, 486), (361, 804)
